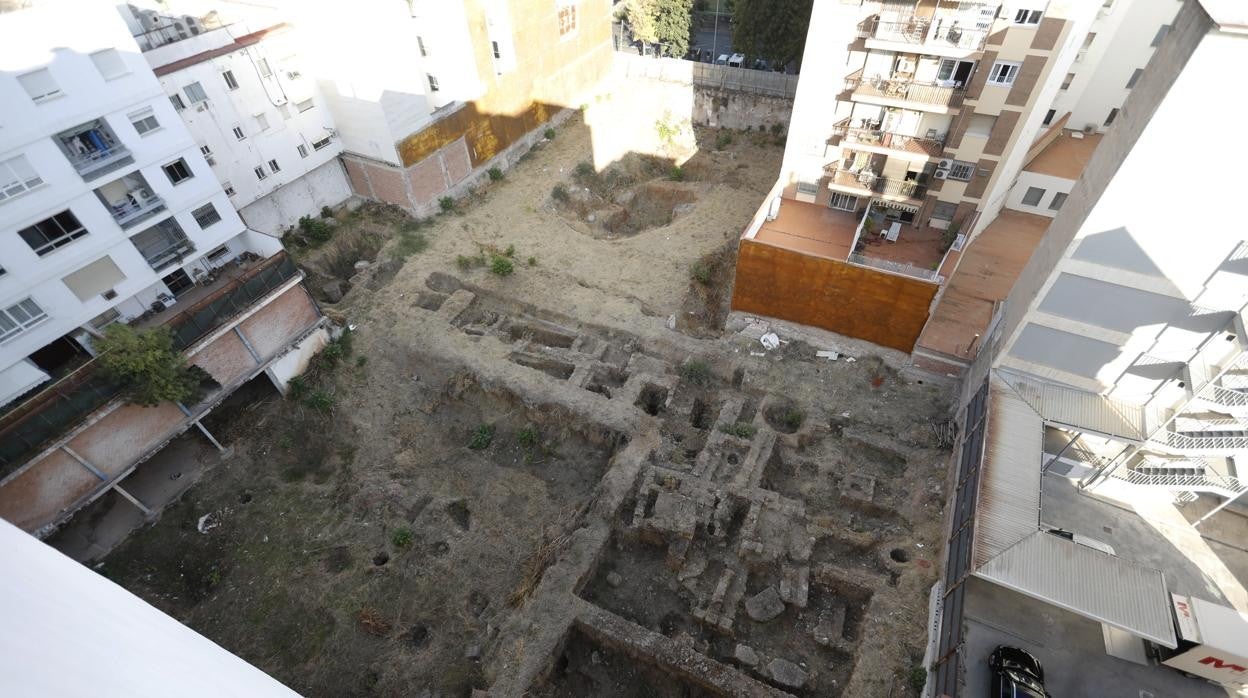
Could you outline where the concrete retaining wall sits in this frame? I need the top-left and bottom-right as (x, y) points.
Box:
(238, 159), (353, 235)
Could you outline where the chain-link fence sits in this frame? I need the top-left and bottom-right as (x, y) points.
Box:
(0, 252), (301, 475)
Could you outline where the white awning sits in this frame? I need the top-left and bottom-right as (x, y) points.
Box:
(976, 532), (1177, 648)
(998, 369), (1151, 441)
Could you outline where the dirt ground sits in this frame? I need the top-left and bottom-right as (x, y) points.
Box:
(96, 106), (955, 698)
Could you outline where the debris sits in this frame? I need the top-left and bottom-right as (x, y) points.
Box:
(667, 314), (676, 330)
(464, 644), (481, 660)
(606, 571), (623, 587)
(197, 512), (220, 534)
(734, 644), (759, 666)
(354, 260), (371, 271)
(815, 350), (840, 361)
(845, 357), (856, 363)
(767, 658), (809, 689)
(760, 332), (780, 351)
(744, 586), (785, 622)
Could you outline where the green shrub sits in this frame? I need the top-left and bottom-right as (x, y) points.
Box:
(719, 422), (757, 439)
(908, 665), (927, 693)
(488, 167), (504, 181)
(551, 184), (569, 203)
(669, 166), (685, 182)
(782, 409), (804, 431)
(304, 389), (334, 413)
(438, 196), (455, 213)
(574, 161), (595, 179)
(391, 527), (414, 548)
(527, 256), (537, 266)
(356, 355), (367, 367)
(456, 255), (474, 271)
(287, 375), (308, 401)
(715, 132), (733, 149)
(96, 325), (205, 407)
(503, 244), (516, 258)
(490, 256), (514, 276)
(320, 205), (334, 219)
(680, 359), (712, 386)
(468, 424), (494, 450)
(299, 215), (333, 244)
(690, 260), (712, 285)
(770, 122), (785, 136)
(517, 425), (539, 447)
(544, 127), (556, 139)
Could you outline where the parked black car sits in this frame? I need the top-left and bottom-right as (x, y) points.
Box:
(989, 646), (1050, 697)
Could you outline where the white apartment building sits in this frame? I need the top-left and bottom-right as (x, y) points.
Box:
(141, 19), (351, 234)
(0, 1), (275, 407)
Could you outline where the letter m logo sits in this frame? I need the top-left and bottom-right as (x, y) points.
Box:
(1199, 656), (1248, 673)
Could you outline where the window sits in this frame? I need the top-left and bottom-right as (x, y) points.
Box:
(130, 108), (160, 135)
(312, 136), (332, 151)
(417, 36), (428, 57)
(170, 93), (186, 110)
(254, 166), (268, 180)
(931, 201), (958, 222)
(1061, 72), (1075, 90)
(257, 58), (273, 78)
(184, 81), (208, 103)
(492, 40), (501, 60)
(1104, 107), (1119, 126)
(254, 113), (270, 131)
(1126, 68), (1144, 88)
(222, 181), (235, 196)
(296, 98), (313, 112)
(1151, 24), (1170, 47)
(297, 144), (309, 158)
(1048, 192), (1067, 210)
(199, 144), (214, 165)
(1042, 109), (1056, 126)
(268, 159), (281, 174)
(222, 70), (239, 90)
(1013, 8), (1042, 25)
(0, 155), (44, 202)
(829, 192), (858, 212)
(90, 49), (129, 80)
(795, 181), (818, 197)
(1021, 186), (1045, 206)
(163, 158), (193, 185)
(279, 103), (292, 120)
(18, 69), (61, 103)
(192, 202), (221, 228)
(986, 61), (1021, 86)
(233, 125), (246, 140)
(947, 161), (975, 181)
(0, 298), (47, 343)
(966, 114), (997, 138)
(557, 1), (577, 36)
(427, 74), (440, 92)
(19, 210), (88, 256)
(207, 245), (231, 262)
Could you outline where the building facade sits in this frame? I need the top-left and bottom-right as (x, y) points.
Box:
(930, 1), (1248, 695)
(142, 21), (351, 234)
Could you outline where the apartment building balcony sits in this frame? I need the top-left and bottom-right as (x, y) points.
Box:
(864, 14), (990, 57)
(95, 172), (165, 230)
(55, 119), (133, 181)
(845, 69), (963, 114)
(129, 217), (194, 272)
(824, 165), (928, 204)
(830, 118), (946, 161)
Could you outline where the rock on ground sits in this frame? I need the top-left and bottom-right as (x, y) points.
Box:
(744, 586), (785, 622)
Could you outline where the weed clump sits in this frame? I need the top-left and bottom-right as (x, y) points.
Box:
(468, 425), (494, 450)
(299, 215), (333, 244)
(715, 132), (733, 149)
(304, 389), (334, 413)
(782, 409), (804, 431)
(544, 127), (556, 139)
(669, 166), (685, 182)
(391, 527), (414, 548)
(320, 205), (334, 218)
(690, 260), (712, 285)
(527, 256), (537, 266)
(680, 359), (712, 386)
(438, 196), (456, 213)
(517, 425), (539, 447)
(490, 256), (514, 276)
(551, 184), (569, 203)
(719, 422), (757, 439)
(573, 161), (595, 180)
(488, 166), (504, 181)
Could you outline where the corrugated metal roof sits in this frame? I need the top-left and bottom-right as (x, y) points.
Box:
(998, 369), (1148, 441)
(973, 373), (1045, 567)
(976, 532), (1177, 648)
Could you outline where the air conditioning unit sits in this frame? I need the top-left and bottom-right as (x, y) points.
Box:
(102, 289), (118, 301)
(934, 169), (949, 180)
(1083, 123), (1097, 134)
(938, 158), (954, 170)
(286, 70), (302, 80)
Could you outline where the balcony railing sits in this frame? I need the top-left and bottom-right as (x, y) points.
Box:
(66, 144), (134, 180)
(826, 166), (928, 201)
(831, 118), (946, 159)
(845, 69), (965, 109)
(107, 195), (166, 229)
(848, 252), (943, 282)
(867, 15), (990, 52)
(0, 251), (301, 475)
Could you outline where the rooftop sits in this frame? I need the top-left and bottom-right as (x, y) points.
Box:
(915, 209), (1050, 359)
(1025, 129), (1103, 180)
(150, 23), (287, 76)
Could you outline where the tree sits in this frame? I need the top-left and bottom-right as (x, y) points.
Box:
(625, 0), (695, 58)
(96, 324), (211, 407)
(731, 0), (813, 69)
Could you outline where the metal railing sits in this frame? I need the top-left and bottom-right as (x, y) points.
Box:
(109, 196), (166, 229)
(830, 118), (946, 158)
(1121, 465), (1246, 496)
(845, 69), (964, 108)
(1205, 384), (1248, 409)
(826, 167), (927, 200)
(1159, 430), (1248, 453)
(867, 15), (990, 52)
(66, 145), (133, 179)
(0, 252), (301, 475)
(847, 252), (942, 283)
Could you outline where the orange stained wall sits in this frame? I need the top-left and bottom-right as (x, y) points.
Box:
(732, 240), (939, 353)
(396, 0), (613, 168)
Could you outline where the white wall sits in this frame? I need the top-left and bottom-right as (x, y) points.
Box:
(238, 159), (352, 233)
(0, 518), (298, 697)
(150, 24), (349, 232)
(1048, 0), (1182, 133)
(0, 1), (244, 377)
